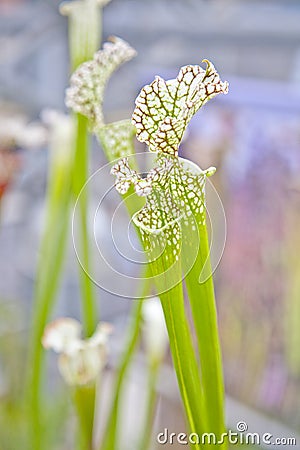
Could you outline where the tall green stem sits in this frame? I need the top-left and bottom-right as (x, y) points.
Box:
(136, 200), (209, 448)
(73, 113), (98, 337)
(138, 359), (160, 450)
(26, 136), (73, 450)
(159, 282), (207, 450)
(146, 226), (208, 447)
(73, 383), (96, 450)
(66, 0), (105, 337)
(66, 2), (102, 73)
(101, 271), (151, 450)
(185, 221), (226, 447)
(26, 2), (105, 448)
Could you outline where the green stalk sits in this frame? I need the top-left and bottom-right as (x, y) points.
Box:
(284, 209), (300, 377)
(66, 0), (105, 338)
(26, 2), (105, 447)
(73, 113), (98, 337)
(66, 1), (102, 73)
(28, 219), (70, 450)
(185, 220), (226, 447)
(69, 122), (97, 445)
(62, 0), (105, 335)
(101, 271), (151, 450)
(26, 133), (73, 450)
(137, 359), (160, 450)
(100, 300), (142, 450)
(60, 12), (102, 450)
(73, 383), (96, 450)
(147, 224), (208, 448)
(285, 263), (300, 376)
(159, 282), (206, 450)
(99, 184), (148, 450)
(133, 192), (209, 448)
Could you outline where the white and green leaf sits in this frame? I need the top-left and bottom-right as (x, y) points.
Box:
(96, 119), (136, 161)
(65, 36), (136, 127)
(111, 60), (229, 446)
(132, 61), (228, 156)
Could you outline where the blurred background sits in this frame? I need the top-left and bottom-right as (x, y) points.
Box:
(0, 0), (300, 448)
